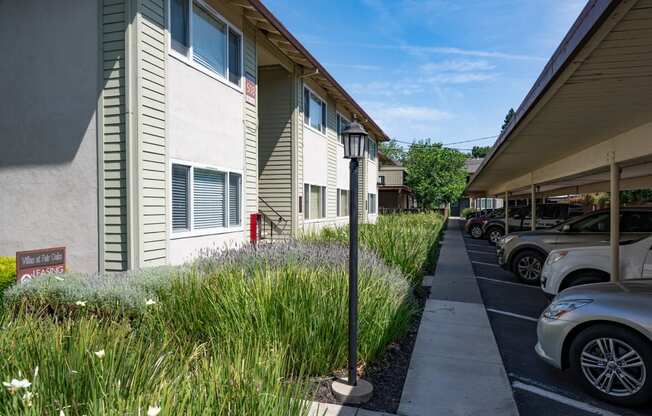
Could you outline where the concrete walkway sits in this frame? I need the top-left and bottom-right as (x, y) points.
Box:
(398, 218), (519, 416)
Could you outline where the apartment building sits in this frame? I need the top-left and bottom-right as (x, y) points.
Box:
(0, 0), (386, 273)
(377, 153), (416, 213)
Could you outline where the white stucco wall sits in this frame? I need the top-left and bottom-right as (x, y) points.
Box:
(302, 127), (328, 187)
(167, 56), (246, 264)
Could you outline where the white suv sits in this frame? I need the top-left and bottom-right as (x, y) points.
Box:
(541, 234), (652, 296)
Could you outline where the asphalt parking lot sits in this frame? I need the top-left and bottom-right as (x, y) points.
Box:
(460, 225), (652, 416)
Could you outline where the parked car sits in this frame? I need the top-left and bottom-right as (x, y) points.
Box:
(497, 207), (652, 284)
(484, 203), (583, 245)
(465, 208), (504, 239)
(536, 280), (652, 405)
(541, 232), (652, 296)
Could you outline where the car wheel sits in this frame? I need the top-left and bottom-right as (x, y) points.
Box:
(512, 250), (544, 284)
(470, 225), (483, 239)
(562, 270), (609, 291)
(569, 324), (652, 406)
(487, 227), (503, 245)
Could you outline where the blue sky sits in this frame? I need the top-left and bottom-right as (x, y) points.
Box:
(263, 0), (587, 150)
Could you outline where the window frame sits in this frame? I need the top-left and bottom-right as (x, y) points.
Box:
(303, 86), (327, 135)
(170, 159), (243, 239)
(336, 188), (350, 218)
(367, 193), (377, 215)
(336, 112), (350, 146)
(167, 0), (244, 91)
(367, 137), (377, 161)
(304, 183), (327, 221)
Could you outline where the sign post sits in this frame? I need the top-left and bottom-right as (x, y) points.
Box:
(16, 247), (66, 283)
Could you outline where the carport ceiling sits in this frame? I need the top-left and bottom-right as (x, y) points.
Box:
(468, 0), (652, 195)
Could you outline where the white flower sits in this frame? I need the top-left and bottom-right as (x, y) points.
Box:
(2, 378), (31, 394)
(145, 299), (157, 306)
(22, 391), (33, 407)
(75, 301), (86, 307)
(94, 350), (105, 359)
(54, 276), (65, 282)
(60, 411), (65, 416)
(147, 405), (161, 416)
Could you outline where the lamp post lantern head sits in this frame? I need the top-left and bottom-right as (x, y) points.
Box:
(343, 118), (368, 159)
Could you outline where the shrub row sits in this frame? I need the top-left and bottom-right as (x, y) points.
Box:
(0, 256), (16, 294)
(1, 241), (414, 415)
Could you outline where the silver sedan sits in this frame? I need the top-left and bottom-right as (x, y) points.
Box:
(536, 280), (652, 406)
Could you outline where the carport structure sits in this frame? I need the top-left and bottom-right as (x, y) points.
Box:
(467, 0), (652, 282)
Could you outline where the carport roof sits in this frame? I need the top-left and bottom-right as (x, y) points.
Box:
(467, 0), (652, 197)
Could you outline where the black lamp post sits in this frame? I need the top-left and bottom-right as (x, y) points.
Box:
(330, 117), (373, 404)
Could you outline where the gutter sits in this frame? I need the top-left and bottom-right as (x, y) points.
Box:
(466, 0), (618, 194)
(247, 0), (389, 141)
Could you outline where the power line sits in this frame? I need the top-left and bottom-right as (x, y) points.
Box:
(390, 135), (498, 147)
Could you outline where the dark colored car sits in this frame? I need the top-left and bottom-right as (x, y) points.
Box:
(465, 208), (504, 239)
(498, 207), (652, 284)
(483, 203), (583, 244)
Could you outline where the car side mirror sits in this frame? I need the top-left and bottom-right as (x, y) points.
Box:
(562, 224), (571, 232)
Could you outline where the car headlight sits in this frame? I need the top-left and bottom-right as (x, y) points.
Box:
(542, 299), (592, 320)
(545, 251), (568, 265)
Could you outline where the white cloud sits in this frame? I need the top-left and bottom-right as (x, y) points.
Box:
(362, 102), (453, 139)
(419, 60), (495, 73)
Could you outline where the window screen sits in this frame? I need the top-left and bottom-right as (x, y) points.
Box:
(192, 5), (227, 75)
(228, 29), (241, 85)
(193, 168), (226, 229)
(172, 164), (190, 231)
(229, 173), (241, 226)
(171, 0), (189, 50)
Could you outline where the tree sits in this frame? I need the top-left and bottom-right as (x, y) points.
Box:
(403, 141), (468, 208)
(378, 139), (405, 162)
(471, 145), (491, 158)
(501, 108), (515, 132)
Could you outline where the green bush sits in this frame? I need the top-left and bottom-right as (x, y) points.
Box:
(0, 256), (16, 294)
(461, 207), (476, 219)
(303, 213), (444, 285)
(1, 242), (414, 415)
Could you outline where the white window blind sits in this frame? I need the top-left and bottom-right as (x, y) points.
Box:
(229, 173), (241, 226)
(193, 168), (226, 229)
(368, 193), (377, 214)
(192, 5), (227, 76)
(172, 164), (190, 231)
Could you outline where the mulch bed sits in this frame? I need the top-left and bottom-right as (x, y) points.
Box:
(312, 284), (431, 414)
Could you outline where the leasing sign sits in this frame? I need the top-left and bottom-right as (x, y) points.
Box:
(16, 247), (66, 283)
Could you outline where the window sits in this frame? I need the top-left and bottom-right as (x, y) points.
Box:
(336, 113), (349, 145)
(570, 213), (610, 233)
(172, 164), (190, 231)
(377, 175), (385, 186)
(368, 193), (377, 214)
(229, 173), (241, 226)
(368, 138), (377, 160)
(337, 189), (349, 217)
(171, 163), (242, 235)
(304, 184), (326, 219)
(170, 0), (242, 86)
(622, 212), (652, 233)
(304, 88), (326, 134)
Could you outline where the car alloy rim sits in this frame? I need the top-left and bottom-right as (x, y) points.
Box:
(517, 256), (541, 281)
(489, 230), (501, 243)
(581, 337), (646, 397)
(472, 226), (482, 238)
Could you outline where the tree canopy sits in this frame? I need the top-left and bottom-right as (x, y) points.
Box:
(403, 141), (468, 208)
(501, 108), (515, 132)
(378, 139), (406, 162)
(471, 145), (491, 158)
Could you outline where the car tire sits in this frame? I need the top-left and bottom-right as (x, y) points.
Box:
(512, 250), (544, 284)
(569, 324), (652, 406)
(562, 270), (609, 291)
(470, 224), (484, 239)
(486, 226), (503, 245)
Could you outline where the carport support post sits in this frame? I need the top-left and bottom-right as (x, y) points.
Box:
(530, 183), (536, 231)
(610, 154), (621, 282)
(504, 192), (509, 234)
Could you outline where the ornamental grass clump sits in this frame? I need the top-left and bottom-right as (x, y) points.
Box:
(0, 256), (16, 294)
(303, 212), (444, 285)
(1, 241), (414, 414)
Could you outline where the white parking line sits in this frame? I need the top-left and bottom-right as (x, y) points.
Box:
(476, 276), (540, 289)
(485, 308), (539, 322)
(512, 381), (623, 416)
(471, 260), (501, 267)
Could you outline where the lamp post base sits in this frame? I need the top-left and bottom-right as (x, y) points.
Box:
(330, 378), (373, 404)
